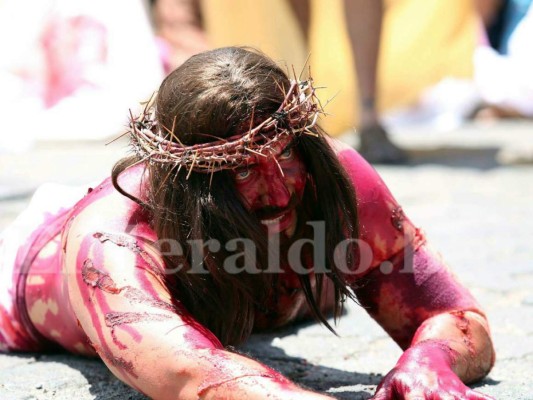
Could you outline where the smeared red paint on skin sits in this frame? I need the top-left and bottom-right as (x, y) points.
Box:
(372, 340), (494, 399)
(195, 348), (291, 396)
(391, 207), (404, 231)
(354, 245), (481, 349)
(81, 259), (121, 294)
(254, 262), (309, 330)
(182, 322), (223, 349)
(93, 231), (170, 307)
(110, 356), (138, 379)
(336, 147), (425, 277)
(451, 310), (476, 357)
(74, 236), (143, 390)
(75, 235), (116, 360)
(10, 142), (493, 399)
(105, 311), (172, 349)
(122, 286), (177, 312)
(0, 306), (31, 351)
(233, 139), (307, 236)
(6, 203), (89, 352)
(90, 342), (139, 380)
(93, 232), (163, 279)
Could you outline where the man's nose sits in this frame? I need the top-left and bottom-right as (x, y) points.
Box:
(260, 165), (291, 208)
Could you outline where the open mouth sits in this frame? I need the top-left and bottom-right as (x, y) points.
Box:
(254, 194), (301, 235)
(261, 214), (285, 225)
(260, 209), (297, 235)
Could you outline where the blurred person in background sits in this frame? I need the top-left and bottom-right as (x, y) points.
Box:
(0, 0), (164, 153)
(472, 0), (533, 119)
(383, 0), (533, 128)
(150, 0), (409, 163)
(301, 0), (408, 163)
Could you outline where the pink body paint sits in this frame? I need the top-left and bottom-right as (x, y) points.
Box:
(354, 246), (480, 348)
(105, 311), (172, 349)
(450, 310), (476, 357)
(19, 206), (89, 353)
(336, 147), (425, 280)
(91, 341), (139, 379)
(195, 348), (291, 396)
(94, 232), (163, 279)
(82, 259), (121, 294)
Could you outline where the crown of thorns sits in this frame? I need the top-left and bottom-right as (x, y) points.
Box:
(126, 77), (325, 177)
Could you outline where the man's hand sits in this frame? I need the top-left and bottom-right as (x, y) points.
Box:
(372, 341), (493, 400)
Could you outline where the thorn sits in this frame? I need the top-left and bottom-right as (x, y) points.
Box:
(209, 163), (215, 187)
(304, 128), (319, 137)
(143, 92), (156, 113)
(273, 157), (284, 177)
(291, 64), (298, 82)
(244, 147), (268, 157)
(186, 152), (198, 179)
(299, 53), (312, 81)
(323, 91), (340, 109)
(105, 131), (129, 146)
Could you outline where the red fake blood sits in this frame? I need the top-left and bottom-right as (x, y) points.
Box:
(122, 286), (177, 312)
(75, 236), (130, 379)
(93, 232), (163, 278)
(354, 246), (481, 349)
(91, 342), (138, 379)
(391, 207), (405, 231)
(105, 311), (172, 349)
(81, 259), (122, 294)
(182, 321), (223, 349)
(93, 232), (170, 307)
(195, 348), (291, 396)
(451, 310), (475, 357)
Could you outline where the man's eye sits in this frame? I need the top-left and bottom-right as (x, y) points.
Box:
(279, 147), (293, 160)
(235, 169), (251, 180)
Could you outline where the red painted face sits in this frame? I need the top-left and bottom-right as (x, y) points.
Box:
(232, 139), (307, 236)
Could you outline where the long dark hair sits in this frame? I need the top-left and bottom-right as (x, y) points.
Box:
(112, 47), (359, 346)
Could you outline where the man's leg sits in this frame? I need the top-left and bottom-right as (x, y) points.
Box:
(343, 0), (407, 164)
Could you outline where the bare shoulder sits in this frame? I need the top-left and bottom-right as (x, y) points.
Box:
(63, 166), (161, 278)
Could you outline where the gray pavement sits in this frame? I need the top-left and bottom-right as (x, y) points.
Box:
(0, 121), (532, 399)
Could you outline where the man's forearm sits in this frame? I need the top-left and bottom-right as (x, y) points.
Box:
(410, 311), (495, 383)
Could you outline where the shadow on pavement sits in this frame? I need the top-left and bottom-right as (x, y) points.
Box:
(24, 342), (376, 399)
(239, 320), (380, 399)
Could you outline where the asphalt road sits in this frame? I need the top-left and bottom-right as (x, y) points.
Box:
(1, 121), (532, 399)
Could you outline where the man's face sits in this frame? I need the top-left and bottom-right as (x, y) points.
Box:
(232, 139), (307, 237)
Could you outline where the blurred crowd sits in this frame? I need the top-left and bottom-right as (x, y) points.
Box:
(1, 0), (531, 163)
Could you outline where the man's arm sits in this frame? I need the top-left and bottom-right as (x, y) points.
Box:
(333, 142), (494, 398)
(65, 228), (332, 399)
(353, 244), (494, 398)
